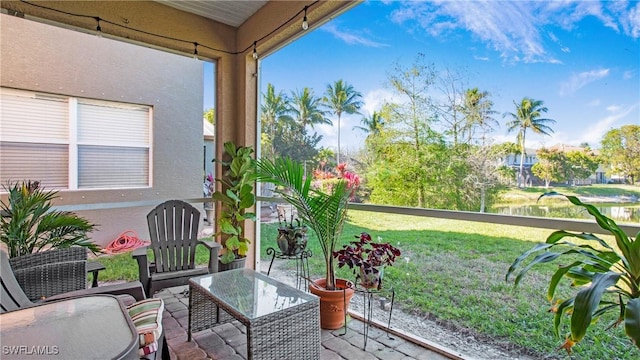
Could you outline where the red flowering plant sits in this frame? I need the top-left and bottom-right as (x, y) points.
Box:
(312, 162), (360, 199)
(333, 232), (401, 289)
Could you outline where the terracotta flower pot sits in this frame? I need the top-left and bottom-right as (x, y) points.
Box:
(309, 278), (355, 329)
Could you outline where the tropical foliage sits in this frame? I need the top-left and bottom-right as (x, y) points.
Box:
(360, 56), (507, 212)
(504, 97), (556, 187)
(532, 147), (600, 188)
(323, 79), (363, 164)
(0, 181), (98, 257)
(260, 83), (293, 161)
(507, 193), (640, 354)
(600, 124), (640, 184)
(213, 142), (257, 264)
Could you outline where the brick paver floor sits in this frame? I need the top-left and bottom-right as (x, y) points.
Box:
(156, 285), (456, 360)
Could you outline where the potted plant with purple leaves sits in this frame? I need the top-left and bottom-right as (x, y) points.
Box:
(334, 232), (401, 290)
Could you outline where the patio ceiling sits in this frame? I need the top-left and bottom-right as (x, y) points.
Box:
(154, 0), (268, 27)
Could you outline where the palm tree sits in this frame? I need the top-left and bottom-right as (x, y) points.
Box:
(504, 97), (556, 187)
(290, 87), (330, 129)
(462, 88), (497, 143)
(260, 83), (293, 160)
(323, 80), (363, 164)
(353, 111), (385, 137)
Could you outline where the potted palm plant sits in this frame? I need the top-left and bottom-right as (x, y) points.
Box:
(212, 142), (256, 270)
(334, 232), (401, 290)
(255, 157), (359, 329)
(506, 192), (639, 354)
(1, 180), (98, 299)
(1, 180), (98, 257)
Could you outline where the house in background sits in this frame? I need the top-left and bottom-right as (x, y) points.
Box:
(499, 147), (541, 186)
(499, 144), (610, 186)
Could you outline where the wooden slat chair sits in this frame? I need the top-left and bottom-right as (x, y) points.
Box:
(133, 200), (221, 297)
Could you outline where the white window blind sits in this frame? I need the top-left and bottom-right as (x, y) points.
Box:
(0, 142), (69, 188)
(0, 88), (151, 190)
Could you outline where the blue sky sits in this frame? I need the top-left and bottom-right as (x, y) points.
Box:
(257, 0), (639, 152)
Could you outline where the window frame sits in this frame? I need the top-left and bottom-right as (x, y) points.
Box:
(0, 87), (153, 191)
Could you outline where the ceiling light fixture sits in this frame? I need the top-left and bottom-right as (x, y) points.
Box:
(95, 17), (102, 38)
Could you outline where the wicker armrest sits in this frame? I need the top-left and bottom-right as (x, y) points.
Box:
(198, 240), (221, 273)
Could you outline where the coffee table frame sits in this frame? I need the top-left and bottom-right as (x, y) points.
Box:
(188, 269), (320, 360)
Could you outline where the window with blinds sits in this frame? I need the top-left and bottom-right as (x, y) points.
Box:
(0, 88), (151, 190)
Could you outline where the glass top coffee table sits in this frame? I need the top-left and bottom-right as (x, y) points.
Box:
(188, 268), (320, 360)
(1, 295), (138, 360)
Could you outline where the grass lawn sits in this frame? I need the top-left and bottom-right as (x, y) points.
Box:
(96, 208), (637, 359)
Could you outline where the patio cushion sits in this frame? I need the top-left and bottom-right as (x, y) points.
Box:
(126, 298), (164, 356)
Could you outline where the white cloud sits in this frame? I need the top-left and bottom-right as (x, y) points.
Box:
(607, 105), (622, 112)
(390, 1), (548, 62)
(623, 70), (635, 80)
(388, 0), (639, 63)
(559, 69), (610, 96)
(321, 23), (388, 48)
(473, 55), (490, 61)
(361, 88), (398, 115)
(615, 0), (640, 38)
(578, 104), (638, 146)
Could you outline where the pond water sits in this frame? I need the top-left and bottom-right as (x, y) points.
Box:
(489, 203), (640, 223)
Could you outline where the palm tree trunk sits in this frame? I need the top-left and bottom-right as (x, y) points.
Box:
(518, 130), (527, 188)
(337, 115), (341, 164)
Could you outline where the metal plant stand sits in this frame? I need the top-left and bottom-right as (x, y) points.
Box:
(341, 277), (396, 350)
(266, 247), (312, 291)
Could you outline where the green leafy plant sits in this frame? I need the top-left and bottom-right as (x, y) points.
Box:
(0, 180), (98, 257)
(255, 158), (359, 290)
(213, 142), (257, 264)
(276, 208), (308, 256)
(506, 192), (640, 354)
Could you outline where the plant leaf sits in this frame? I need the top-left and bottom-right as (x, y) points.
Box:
(570, 272), (620, 344)
(626, 298), (640, 349)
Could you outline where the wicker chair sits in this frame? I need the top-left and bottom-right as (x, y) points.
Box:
(9, 247), (87, 301)
(133, 200), (221, 297)
(0, 249), (145, 311)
